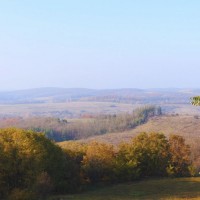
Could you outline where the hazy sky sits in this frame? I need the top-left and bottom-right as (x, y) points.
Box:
(0, 0), (200, 90)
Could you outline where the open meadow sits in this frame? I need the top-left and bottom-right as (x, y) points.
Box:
(59, 114), (200, 145)
(50, 177), (200, 200)
(0, 102), (140, 118)
(0, 101), (200, 118)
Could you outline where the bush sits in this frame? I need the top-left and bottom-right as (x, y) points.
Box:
(82, 142), (116, 183)
(116, 133), (170, 180)
(34, 172), (54, 199)
(8, 188), (35, 200)
(0, 128), (81, 198)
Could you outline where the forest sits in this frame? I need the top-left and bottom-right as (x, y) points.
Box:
(0, 128), (194, 200)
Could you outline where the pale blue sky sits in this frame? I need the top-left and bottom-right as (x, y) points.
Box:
(0, 0), (200, 90)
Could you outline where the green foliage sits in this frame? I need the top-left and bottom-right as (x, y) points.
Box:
(116, 133), (170, 180)
(191, 96), (200, 106)
(60, 149), (84, 193)
(188, 165), (197, 177)
(115, 143), (140, 181)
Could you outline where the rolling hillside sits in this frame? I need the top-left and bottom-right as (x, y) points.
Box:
(59, 114), (200, 166)
(59, 115), (200, 145)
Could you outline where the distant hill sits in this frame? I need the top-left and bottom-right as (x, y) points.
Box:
(0, 88), (200, 117)
(0, 88), (97, 104)
(0, 87), (200, 105)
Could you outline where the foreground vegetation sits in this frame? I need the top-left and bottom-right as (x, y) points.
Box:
(0, 128), (194, 199)
(50, 177), (200, 200)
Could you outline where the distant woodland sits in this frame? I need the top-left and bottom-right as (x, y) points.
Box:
(0, 106), (161, 141)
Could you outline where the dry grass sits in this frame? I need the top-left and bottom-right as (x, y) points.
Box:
(50, 177), (200, 200)
(0, 102), (139, 118)
(71, 115), (200, 145)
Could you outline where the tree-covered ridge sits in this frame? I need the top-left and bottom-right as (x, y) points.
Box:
(0, 106), (162, 141)
(0, 129), (193, 200)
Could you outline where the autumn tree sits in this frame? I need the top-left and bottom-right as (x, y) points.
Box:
(168, 134), (191, 176)
(81, 141), (116, 183)
(0, 128), (80, 199)
(116, 132), (170, 180)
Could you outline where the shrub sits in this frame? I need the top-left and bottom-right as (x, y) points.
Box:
(82, 142), (116, 183)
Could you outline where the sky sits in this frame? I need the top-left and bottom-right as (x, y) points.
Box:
(0, 0), (200, 90)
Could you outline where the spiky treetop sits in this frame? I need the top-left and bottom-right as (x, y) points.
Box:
(191, 96), (200, 106)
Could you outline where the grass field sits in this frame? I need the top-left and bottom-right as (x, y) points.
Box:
(50, 177), (200, 200)
(0, 102), (139, 118)
(0, 100), (200, 118)
(70, 115), (200, 145)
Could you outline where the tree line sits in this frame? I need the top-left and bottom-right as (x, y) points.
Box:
(0, 128), (194, 200)
(0, 106), (162, 142)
